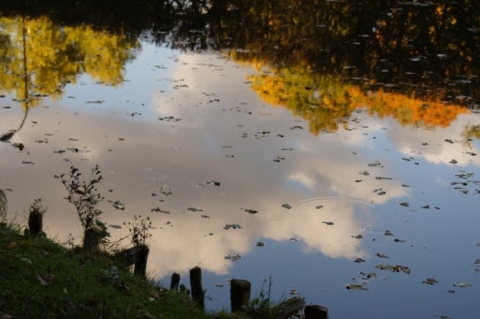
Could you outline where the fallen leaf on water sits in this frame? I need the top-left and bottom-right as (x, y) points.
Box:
(224, 224), (242, 230)
(384, 230), (393, 236)
(453, 282), (471, 288)
(422, 278), (438, 285)
(282, 203), (292, 209)
(187, 207), (203, 212)
(375, 264), (411, 274)
(323, 221), (334, 226)
(256, 241), (265, 247)
(243, 208), (258, 214)
(111, 200), (125, 210)
(224, 254), (241, 261)
(375, 253), (390, 259)
(346, 283), (368, 290)
(109, 224), (122, 229)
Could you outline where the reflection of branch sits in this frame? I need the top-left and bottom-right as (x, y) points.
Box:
(0, 14), (30, 142)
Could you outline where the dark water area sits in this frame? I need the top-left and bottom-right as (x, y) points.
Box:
(1, 1), (480, 318)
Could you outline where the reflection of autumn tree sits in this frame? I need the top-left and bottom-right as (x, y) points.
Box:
(220, 0), (480, 106)
(0, 16), (139, 109)
(248, 65), (470, 135)
(462, 125), (480, 146)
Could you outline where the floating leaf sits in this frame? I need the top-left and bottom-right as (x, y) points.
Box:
(111, 200), (125, 210)
(243, 208), (257, 214)
(282, 203), (292, 209)
(453, 282), (471, 288)
(346, 283), (368, 290)
(224, 254), (241, 261)
(224, 224), (242, 230)
(375, 253), (390, 259)
(323, 221), (334, 226)
(368, 161), (381, 167)
(422, 278), (438, 285)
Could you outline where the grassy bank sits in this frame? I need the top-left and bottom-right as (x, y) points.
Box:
(0, 222), (229, 319)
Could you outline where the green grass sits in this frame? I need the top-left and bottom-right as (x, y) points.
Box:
(0, 222), (231, 319)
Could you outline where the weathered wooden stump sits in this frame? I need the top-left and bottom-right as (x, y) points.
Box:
(28, 209), (43, 236)
(230, 279), (251, 312)
(189, 266), (204, 309)
(305, 304), (329, 319)
(83, 228), (102, 251)
(133, 245), (150, 277)
(115, 245), (145, 266)
(170, 272), (180, 290)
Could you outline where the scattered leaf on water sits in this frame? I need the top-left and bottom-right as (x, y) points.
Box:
(288, 237), (298, 242)
(151, 207), (170, 214)
(224, 224), (242, 230)
(282, 203), (292, 209)
(12, 143), (24, 151)
(224, 254), (241, 261)
(187, 207), (203, 212)
(394, 238), (407, 243)
(346, 283), (368, 290)
(375, 253), (390, 259)
(453, 282), (471, 288)
(384, 230), (393, 236)
(109, 224), (122, 229)
(243, 208), (258, 214)
(422, 278), (438, 285)
(375, 264), (411, 274)
(323, 221), (334, 226)
(368, 161), (381, 167)
(400, 202), (410, 207)
(353, 258), (365, 263)
(111, 200), (125, 210)
(256, 241), (265, 247)
(315, 205), (324, 209)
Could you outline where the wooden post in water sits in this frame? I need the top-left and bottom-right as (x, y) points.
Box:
(305, 305), (329, 319)
(133, 245), (149, 277)
(170, 272), (180, 290)
(189, 266), (204, 309)
(230, 279), (251, 312)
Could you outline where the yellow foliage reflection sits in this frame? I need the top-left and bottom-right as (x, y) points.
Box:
(246, 64), (469, 135)
(0, 16), (139, 110)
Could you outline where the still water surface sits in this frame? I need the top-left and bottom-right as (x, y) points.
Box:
(1, 8), (480, 319)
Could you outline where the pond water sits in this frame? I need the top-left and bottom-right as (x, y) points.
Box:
(1, 2), (480, 318)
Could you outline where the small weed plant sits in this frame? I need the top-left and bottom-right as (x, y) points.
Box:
(124, 214), (154, 247)
(58, 165), (109, 248)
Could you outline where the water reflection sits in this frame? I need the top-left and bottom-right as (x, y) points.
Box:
(1, 2), (480, 318)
